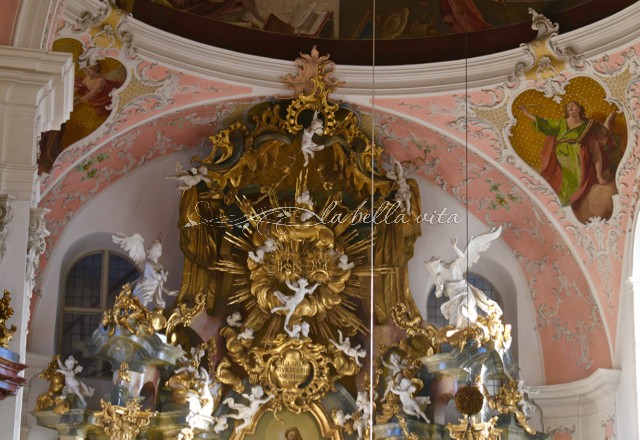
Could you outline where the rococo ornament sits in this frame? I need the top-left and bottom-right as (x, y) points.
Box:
(0, 290), (16, 349)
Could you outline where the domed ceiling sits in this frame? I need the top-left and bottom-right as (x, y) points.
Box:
(117, 0), (634, 64)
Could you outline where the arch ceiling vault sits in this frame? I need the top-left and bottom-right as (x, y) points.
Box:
(33, 0), (640, 386)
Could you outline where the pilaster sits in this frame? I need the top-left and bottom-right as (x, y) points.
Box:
(0, 46), (73, 440)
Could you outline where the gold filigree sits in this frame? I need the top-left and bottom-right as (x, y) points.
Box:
(434, 311), (511, 352)
(0, 290), (16, 349)
(101, 285), (159, 337)
(34, 355), (68, 414)
(98, 399), (154, 440)
(481, 379), (536, 435)
(166, 293), (206, 344)
(391, 303), (437, 357)
(398, 416), (419, 440)
(447, 416), (500, 440)
(117, 362), (131, 384)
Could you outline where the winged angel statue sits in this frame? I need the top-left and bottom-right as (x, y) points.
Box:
(112, 233), (178, 309)
(426, 226), (503, 328)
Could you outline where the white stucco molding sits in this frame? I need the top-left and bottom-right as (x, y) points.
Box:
(98, 1), (640, 95)
(0, 47), (73, 199)
(529, 368), (621, 417)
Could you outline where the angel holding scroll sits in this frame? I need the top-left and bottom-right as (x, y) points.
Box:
(426, 226), (503, 328)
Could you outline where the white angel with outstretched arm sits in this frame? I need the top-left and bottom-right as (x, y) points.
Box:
(165, 161), (211, 191)
(426, 226), (503, 328)
(112, 232), (178, 309)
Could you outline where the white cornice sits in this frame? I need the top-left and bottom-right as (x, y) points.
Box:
(529, 368), (621, 409)
(100, 1), (640, 95)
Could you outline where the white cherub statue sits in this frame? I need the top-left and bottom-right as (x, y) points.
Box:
(330, 330), (366, 366)
(226, 311), (243, 327)
(165, 161), (211, 191)
(296, 191), (315, 221)
(386, 159), (412, 214)
(56, 355), (95, 407)
(237, 327), (254, 341)
(382, 352), (409, 381)
(285, 321), (310, 339)
(337, 254), (354, 271)
(300, 111), (325, 166)
(248, 238), (277, 264)
(426, 226), (503, 328)
(223, 385), (273, 432)
(212, 416), (229, 433)
(389, 378), (430, 423)
(354, 391), (372, 440)
(271, 278), (319, 331)
(112, 232), (178, 309)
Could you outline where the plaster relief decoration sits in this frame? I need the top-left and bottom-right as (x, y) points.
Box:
(0, 194), (14, 267)
(39, 2), (180, 173)
(26, 208), (50, 286)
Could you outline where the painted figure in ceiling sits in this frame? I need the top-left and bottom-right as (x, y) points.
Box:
(520, 101), (619, 221)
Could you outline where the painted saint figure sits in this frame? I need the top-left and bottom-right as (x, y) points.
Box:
(520, 102), (617, 208)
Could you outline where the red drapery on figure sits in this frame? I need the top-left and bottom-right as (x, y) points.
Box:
(440, 0), (491, 33)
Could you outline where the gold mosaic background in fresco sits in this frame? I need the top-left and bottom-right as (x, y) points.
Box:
(509, 76), (627, 171)
(52, 38), (126, 149)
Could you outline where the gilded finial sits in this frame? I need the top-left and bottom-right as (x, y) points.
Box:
(117, 362), (131, 383)
(0, 290), (17, 349)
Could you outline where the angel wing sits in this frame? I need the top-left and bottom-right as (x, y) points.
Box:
(450, 226), (502, 274)
(112, 232), (146, 269)
(465, 226), (502, 266)
(175, 161), (185, 175)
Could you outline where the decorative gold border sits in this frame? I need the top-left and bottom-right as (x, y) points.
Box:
(231, 401), (343, 440)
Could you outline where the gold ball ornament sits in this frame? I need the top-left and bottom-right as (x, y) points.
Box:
(454, 384), (484, 416)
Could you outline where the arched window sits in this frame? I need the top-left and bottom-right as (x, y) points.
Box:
(58, 251), (139, 377)
(426, 273), (502, 328)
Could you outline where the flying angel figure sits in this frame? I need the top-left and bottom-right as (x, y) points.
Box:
(112, 232), (178, 309)
(165, 161), (211, 191)
(389, 378), (430, 423)
(426, 226), (503, 328)
(271, 278), (319, 331)
(300, 111), (325, 167)
(248, 238), (277, 264)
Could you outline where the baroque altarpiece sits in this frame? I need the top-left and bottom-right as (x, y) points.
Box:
(32, 48), (542, 440)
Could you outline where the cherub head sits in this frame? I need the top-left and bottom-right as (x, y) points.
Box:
(251, 385), (265, 398)
(297, 278), (309, 287)
(64, 355), (77, 369)
(427, 257), (443, 274)
(148, 240), (162, 262)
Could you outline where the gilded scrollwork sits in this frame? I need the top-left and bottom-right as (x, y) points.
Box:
(34, 355), (69, 414)
(98, 399), (154, 440)
(101, 284), (163, 337)
(0, 290), (16, 349)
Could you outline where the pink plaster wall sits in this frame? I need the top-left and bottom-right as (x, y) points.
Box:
(0, 0), (21, 45)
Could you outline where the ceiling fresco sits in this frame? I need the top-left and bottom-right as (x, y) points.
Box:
(33, 0), (640, 385)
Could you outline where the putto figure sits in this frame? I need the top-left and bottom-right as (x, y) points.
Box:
(426, 226), (503, 328)
(56, 355), (95, 407)
(223, 385), (273, 432)
(113, 232), (178, 309)
(271, 278), (319, 331)
(165, 161), (211, 191)
(300, 111), (325, 166)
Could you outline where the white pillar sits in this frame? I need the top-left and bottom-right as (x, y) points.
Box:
(0, 46), (73, 440)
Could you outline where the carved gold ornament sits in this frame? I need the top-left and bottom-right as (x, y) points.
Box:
(482, 379), (536, 435)
(98, 399), (154, 440)
(101, 284), (163, 336)
(34, 355), (68, 413)
(0, 290), (17, 349)
(447, 416), (500, 440)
